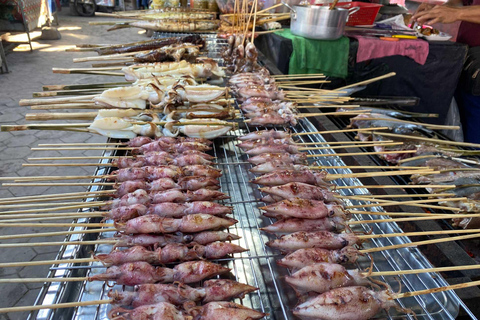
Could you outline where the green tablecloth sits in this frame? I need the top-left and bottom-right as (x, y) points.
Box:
(275, 29), (349, 78)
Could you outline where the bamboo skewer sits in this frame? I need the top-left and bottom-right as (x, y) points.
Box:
(335, 72), (397, 91)
(0, 240), (116, 248)
(293, 126), (390, 136)
(350, 117), (460, 131)
(0, 222), (113, 228)
(0, 190), (111, 204)
(360, 233), (480, 253)
(371, 131), (480, 149)
(337, 185), (454, 190)
(28, 156), (132, 160)
(349, 210), (444, 216)
(23, 163), (115, 167)
(394, 279), (480, 299)
(42, 82), (130, 91)
(324, 169), (437, 181)
(0, 299), (113, 313)
(0, 228), (117, 240)
(343, 193), (453, 199)
(0, 213), (105, 222)
(297, 142), (404, 150)
(349, 213), (480, 225)
(345, 197), (466, 209)
(306, 150), (417, 158)
(357, 228), (480, 240)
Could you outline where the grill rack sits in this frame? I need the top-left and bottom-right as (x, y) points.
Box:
(28, 36), (478, 320)
(30, 116), (477, 320)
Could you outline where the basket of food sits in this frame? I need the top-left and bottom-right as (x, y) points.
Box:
(216, 0), (264, 14)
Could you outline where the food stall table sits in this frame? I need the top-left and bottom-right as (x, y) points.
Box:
(256, 31), (468, 125)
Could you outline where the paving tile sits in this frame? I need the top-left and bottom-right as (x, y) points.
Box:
(6, 288), (40, 320)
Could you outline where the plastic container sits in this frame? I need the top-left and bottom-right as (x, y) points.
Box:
(316, 1), (382, 26)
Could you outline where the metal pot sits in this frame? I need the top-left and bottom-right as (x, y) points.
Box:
(284, 3), (359, 40)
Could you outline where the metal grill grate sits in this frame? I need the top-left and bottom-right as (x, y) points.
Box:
(27, 39), (478, 320)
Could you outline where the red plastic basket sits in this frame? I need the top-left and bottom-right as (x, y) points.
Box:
(316, 2), (383, 26)
(338, 2), (382, 26)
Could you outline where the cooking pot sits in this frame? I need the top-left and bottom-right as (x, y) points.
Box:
(283, 3), (359, 40)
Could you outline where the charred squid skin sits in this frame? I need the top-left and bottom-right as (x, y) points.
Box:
(292, 286), (399, 320)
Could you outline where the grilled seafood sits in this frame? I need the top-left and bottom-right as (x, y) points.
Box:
(146, 201), (232, 218)
(261, 217), (346, 233)
(250, 162), (309, 174)
(89, 261), (230, 286)
(286, 263), (370, 295)
(251, 169), (333, 187)
(244, 144), (299, 155)
(108, 301), (184, 320)
(114, 231), (241, 248)
(277, 247), (361, 270)
(259, 182), (341, 204)
(247, 153), (308, 165)
(109, 279), (257, 307)
(266, 231), (359, 252)
(95, 242), (247, 266)
(260, 198), (347, 220)
(293, 286), (399, 320)
(116, 214), (237, 234)
(239, 129), (290, 141)
(188, 301), (267, 320)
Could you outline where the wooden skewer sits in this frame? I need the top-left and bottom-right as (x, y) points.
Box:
(42, 82), (130, 91)
(26, 112), (99, 121)
(23, 163), (115, 167)
(325, 169), (437, 181)
(337, 184), (454, 190)
(3, 182), (114, 187)
(343, 193), (453, 199)
(293, 126), (390, 136)
(296, 140), (395, 145)
(311, 165), (427, 170)
(28, 156), (131, 160)
(349, 213), (480, 225)
(357, 228), (480, 239)
(351, 117), (460, 131)
(0, 175), (110, 182)
(360, 233), (480, 254)
(293, 111), (370, 118)
(0, 190), (111, 204)
(271, 73), (325, 78)
(30, 104), (106, 110)
(0, 240), (116, 248)
(38, 142), (126, 146)
(371, 131), (480, 149)
(349, 210), (448, 217)
(0, 200), (106, 209)
(0, 299), (113, 313)
(370, 264), (480, 277)
(0, 228), (116, 240)
(306, 150), (417, 158)
(394, 279), (480, 299)
(0, 201), (108, 215)
(335, 72), (396, 91)
(0, 222), (113, 227)
(297, 142), (404, 150)
(346, 197), (466, 209)
(19, 94), (99, 106)
(0, 212), (104, 222)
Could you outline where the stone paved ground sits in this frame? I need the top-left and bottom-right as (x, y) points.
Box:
(0, 10), (143, 320)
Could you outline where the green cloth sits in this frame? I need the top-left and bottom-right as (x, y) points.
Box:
(275, 28), (349, 78)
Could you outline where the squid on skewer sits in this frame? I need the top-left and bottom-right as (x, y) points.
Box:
(116, 214), (237, 234)
(88, 261), (230, 286)
(95, 242), (247, 266)
(109, 279), (257, 307)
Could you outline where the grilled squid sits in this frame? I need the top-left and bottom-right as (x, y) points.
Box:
(266, 231), (359, 252)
